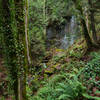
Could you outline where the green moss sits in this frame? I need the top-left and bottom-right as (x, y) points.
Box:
(68, 38), (88, 58)
(44, 67), (55, 74)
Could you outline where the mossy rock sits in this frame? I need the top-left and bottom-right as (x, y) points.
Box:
(55, 49), (65, 52)
(44, 67), (55, 74)
(52, 51), (66, 62)
(68, 38), (88, 58)
(44, 63), (62, 74)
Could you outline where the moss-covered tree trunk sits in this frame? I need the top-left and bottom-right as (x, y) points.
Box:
(1, 0), (28, 99)
(0, 0), (4, 55)
(1, 0), (18, 99)
(72, 0), (92, 48)
(85, 7), (90, 34)
(25, 0), (31, 65)
(88, 0), (98, 44)
(14, 0), (28, 100)
(43, 0), (47, 43)
(79, 7), (92, 47)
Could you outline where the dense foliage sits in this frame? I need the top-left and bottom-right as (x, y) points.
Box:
(0, 0), (100, 100)
(29, 0), (74, 64)
(27, 51), (100, 100)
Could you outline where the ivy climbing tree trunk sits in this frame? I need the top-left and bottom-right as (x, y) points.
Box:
(15, 0), (28, 100)
(1, 0), (18, 100)
(1, 0), (28, 100)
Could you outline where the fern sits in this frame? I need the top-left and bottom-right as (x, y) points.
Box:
(56, 75), (86, 100)
(58, 94), (71, 100)
(83, 93), (100, 100)
(48, 74), (66, 87)
(33, 72), (87, 100)
(32, 52), (100, 100)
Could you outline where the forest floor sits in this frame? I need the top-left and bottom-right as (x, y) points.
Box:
(0, 56), (12, 100)
(27, 38), (100, 100)
(0, 38), (100, 100)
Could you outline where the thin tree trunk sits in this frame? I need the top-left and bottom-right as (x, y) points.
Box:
(43, 0), (46, 39)
(25, 0), (31, 65)
(18, 78), (21, 100)
(85, 7), (89, 33)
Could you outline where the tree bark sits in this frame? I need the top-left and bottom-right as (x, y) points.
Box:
(25, 0), (31, 65)
(15, 0), (28, 100)
(43, 0), (46, 40)
(72, 0), (92, 48)
(88, 0), (98, 44)
(1, 0), (19, 100)
(84, 7), (89, 33)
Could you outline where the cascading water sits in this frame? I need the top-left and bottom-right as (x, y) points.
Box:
(46, 16), (80, 49)
(70, 16), (76, 34)
(60, 16), (78, 49)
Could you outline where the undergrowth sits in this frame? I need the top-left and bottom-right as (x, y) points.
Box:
(27, 51), (100, 100)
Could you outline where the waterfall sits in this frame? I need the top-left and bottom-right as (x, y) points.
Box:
(70, 16), (76, 34)
(60, 34), (68, 49)
(46, 16), (80, 49)
(60, 16), (77, 49)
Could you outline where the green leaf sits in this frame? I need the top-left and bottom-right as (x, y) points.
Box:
(83, 93), (100, 100)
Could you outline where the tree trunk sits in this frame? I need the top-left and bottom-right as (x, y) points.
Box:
(84, 7), (89, 33)
(25, 0), (31, 65)
(1, 0), (19, 100)
(1, 0), (28, 99)
(88, 0), (98, 44)
(15, 0), (28, 100)
(79, 7), (92, 47)
(72, 0), (92, 48)
(43, 0), (46, 40)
